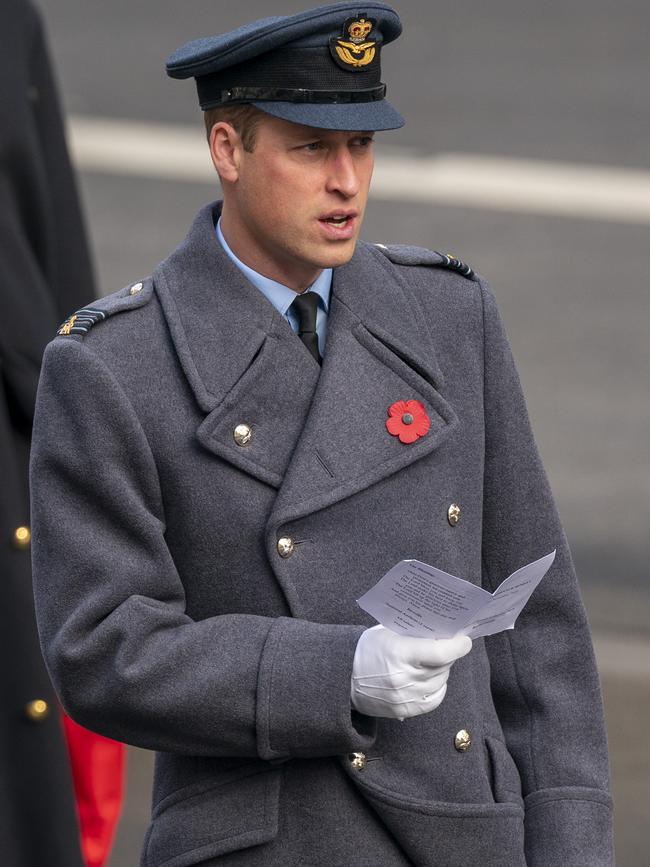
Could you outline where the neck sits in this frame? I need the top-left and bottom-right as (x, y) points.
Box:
(220, 208), (321, 293)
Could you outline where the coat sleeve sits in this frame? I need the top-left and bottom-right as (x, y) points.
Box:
(478, 280), (613, 866)
(30, 336), (376, 759)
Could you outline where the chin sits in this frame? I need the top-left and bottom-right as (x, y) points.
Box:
(315, 240), (358, 269)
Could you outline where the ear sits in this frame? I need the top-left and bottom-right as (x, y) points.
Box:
(209, 122), (242, 183)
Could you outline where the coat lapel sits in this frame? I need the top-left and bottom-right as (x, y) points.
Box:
(266, 241), (458, 534)
(154, 203), (321, 488)
(155, 204), (457, 506)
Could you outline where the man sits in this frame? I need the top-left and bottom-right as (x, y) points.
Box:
(30, 3), (613, 865)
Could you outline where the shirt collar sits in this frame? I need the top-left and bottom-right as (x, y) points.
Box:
(216, 218), (332, 317)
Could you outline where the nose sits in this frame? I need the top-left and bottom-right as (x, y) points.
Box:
(325, 147), (361, 198)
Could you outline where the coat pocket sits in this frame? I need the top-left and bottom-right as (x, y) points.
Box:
(141, 766), (281, 867)
(348, 773), (526, 867)
(484, 735), (523, 805)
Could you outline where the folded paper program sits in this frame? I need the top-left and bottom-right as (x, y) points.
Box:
(357, 550), (556, 640)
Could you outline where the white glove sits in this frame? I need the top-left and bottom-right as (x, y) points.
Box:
(351, 625), (472, 720)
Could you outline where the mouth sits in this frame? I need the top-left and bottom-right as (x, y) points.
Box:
(319, 211), (358, 228)
(317, 211), (359, 240)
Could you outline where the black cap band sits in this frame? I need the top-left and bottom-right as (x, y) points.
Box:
(208, 84), (387, 108)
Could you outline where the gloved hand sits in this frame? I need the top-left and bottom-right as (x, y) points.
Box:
(351, 625), (472, 720)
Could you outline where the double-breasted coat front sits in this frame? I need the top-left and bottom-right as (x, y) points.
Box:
(31, 202), (613, 866)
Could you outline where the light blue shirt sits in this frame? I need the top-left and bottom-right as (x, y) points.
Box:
(216, 219), (332, 357)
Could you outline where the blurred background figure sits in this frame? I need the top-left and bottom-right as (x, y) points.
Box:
(0, 1), (124, 865)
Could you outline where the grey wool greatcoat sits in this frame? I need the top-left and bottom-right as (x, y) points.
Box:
(30, 202), (613, 867)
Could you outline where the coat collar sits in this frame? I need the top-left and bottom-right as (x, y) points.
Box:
(154, 202), (279, 414)
(154, 202), (457, 516)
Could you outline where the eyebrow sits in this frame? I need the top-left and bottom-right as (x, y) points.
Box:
(288, 130), (375, 142)
(277, 128), (377, 151)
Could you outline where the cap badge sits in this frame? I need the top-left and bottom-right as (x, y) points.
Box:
(330, 17), (377, 70)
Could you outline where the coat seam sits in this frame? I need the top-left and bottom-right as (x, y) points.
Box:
(525, 796), (612, 812)
(479, 278), (539, 794)
(265, 620), (282, 758)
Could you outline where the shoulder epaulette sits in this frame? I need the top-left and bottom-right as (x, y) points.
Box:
(56, 278), (154, 338)
(57, 307), (107, 336)
(374, 244), (477, 281)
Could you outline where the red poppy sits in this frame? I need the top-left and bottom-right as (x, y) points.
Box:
(386, 400), (430, 444)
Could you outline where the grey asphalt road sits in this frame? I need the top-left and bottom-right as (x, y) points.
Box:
(35, 0), (650, 864)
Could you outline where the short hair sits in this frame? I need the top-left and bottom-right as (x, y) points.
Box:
(203, 103), (266, 152)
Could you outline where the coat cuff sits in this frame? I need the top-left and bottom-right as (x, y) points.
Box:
(524, 787), (614, 866)
(256, 617), (376, 760)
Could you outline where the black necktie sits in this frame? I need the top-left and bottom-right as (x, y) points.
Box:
(291, 292), (322, 365)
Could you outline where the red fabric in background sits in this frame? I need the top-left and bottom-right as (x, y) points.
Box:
(62, 713), (125, 867)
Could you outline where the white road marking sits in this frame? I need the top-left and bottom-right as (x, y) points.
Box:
(68, 115), (650, 224)
(68, 116), (212, 183)
(375, 152), (650, 224)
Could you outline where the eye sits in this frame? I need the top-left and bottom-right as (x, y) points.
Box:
(302, 141), (323, 152)
(348, 135), (374, 151)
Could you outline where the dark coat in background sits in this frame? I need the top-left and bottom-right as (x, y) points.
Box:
(31, 201), (613, 866)
(0, 0), (93, 863)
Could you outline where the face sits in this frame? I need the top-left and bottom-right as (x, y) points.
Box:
(217, 114), (375, 291)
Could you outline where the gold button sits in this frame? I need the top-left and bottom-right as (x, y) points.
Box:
(277, 537), (295, 558)
(349, 752), (367, 771)
(13, 526), (31, 550)
(233, 423), (253, 447)
(447, 503), (461, 526)
(129, 282), (143, 295)
(25, 699), (50, 723)
(454, 729), (471, 752)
